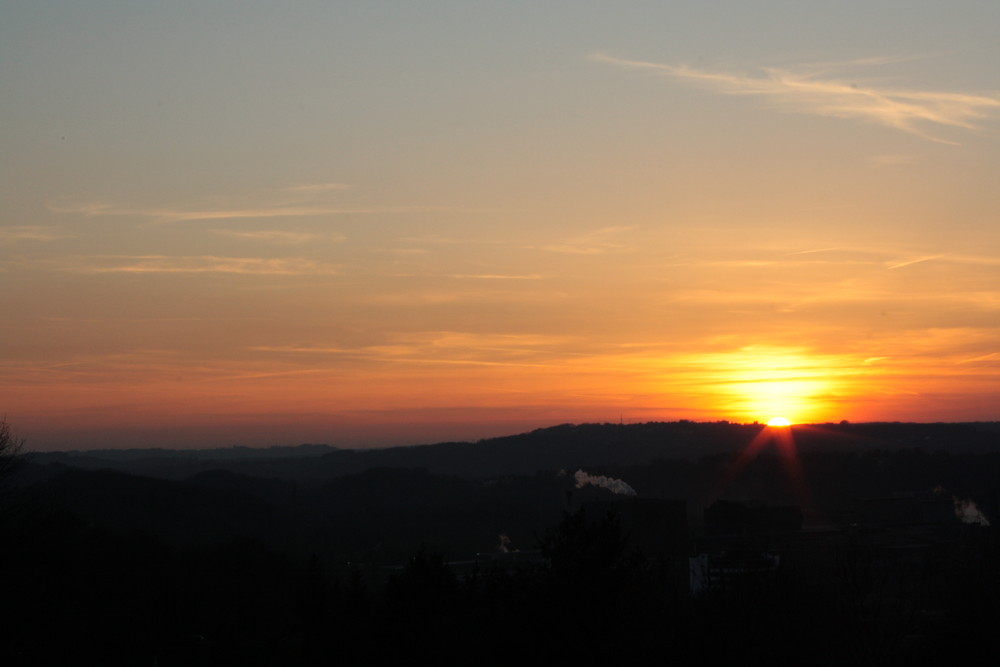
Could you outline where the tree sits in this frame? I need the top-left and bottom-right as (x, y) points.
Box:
(0, 417), (25, 482)
(539, 507), (642, 609)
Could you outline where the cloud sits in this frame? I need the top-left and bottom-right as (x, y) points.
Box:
(885, 254), (949, 269)
(248, 345), (355, 355)
(377, 248), (429, 256)
(211, 229), (342, 244)
(363, 285), (564, 306)
(539, 225), (636, 255)
(396, 235), (493, 246)
(676, 242), (1000, 275)
(50, 200), (452, 224)
(776, 244), (1000, 268)
(285, 182), (353, 193)
(423, 331), (574, 350)
(593, 53), (1000, 143)
(69, 255), (340, 275)
(0, 226), (75, 243)
(784, 246), (844, 256)
(248, 331), (576, 369)
(885, 252), (1000, 269)
(956, 352), (1000, 365)
(45, 182), (463, 229)
(447, 274), (543, 280)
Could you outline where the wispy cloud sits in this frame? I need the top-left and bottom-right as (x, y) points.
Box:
(285, 182), (353, 193)
(364, 287), (562, 306)
(396, 235), (496, 246)
(539, 225), (636, 255)
(249, 345), (355, 355)
(885, 254), (948, 269)
(0, 226), (75, 243)
(885, 252), (1000, 269)
(377, 248), (430, 256)
(50, 200), (448, 224)
(784, 247), (844, 256)
(211, 229), (343, 244)
(759, 244), (1000, 270)
(248, 331), (575, 368)
(447, 274), (543, 280)
(68, 255), (340, 275)
(48, 201), (455, 224)
(957, 352), (999, 365)
(593, 53), (1000, 143)
(422, 331), (574, 350)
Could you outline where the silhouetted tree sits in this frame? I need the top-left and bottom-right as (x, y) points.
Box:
(534, 508), (655, 661)
(0, 417), (25, 482)
(541, 508), (636, 596)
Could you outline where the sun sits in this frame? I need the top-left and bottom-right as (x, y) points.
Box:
(767, 417), (792, 427)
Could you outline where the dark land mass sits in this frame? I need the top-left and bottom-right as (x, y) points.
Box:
(27, 420), (1000, 480)
(2, 420), (999, 665)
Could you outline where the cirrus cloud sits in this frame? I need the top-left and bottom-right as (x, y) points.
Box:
(67, 255), (340, 275)
(593, 53), (1000, 143)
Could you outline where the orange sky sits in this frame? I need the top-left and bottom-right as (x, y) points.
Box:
(3, 3), (999, 449)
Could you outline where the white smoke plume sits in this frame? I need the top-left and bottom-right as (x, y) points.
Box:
(574, 469), (637, 496)
(497, 533), (517, 553)
(954, 497), (991, 526)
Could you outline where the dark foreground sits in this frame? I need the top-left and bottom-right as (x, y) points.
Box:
(3, 421), (999, 665)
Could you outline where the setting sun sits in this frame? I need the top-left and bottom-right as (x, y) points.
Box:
(672, 346), (848, 427)
(767, 417), (792, 427)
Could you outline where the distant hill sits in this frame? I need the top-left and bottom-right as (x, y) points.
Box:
(25, 421), (1000, 483)
(9, 419), (1000, 567)
(35, 442), (337, 462)
(7, 420), (999, 667)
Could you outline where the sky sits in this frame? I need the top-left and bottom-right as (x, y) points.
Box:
(3, 1), (999, 450)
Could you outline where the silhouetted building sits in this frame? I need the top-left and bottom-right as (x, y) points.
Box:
(689, 549), (780, 596)
(692, 500), (801, 596)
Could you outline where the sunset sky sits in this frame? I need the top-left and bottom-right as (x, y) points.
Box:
(3, 2), (999, 449)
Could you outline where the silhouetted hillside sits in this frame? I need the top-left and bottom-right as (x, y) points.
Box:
(5, 421), (1000, 666)
(18, 467), (302, 550)
(28, 421), (1000, 485)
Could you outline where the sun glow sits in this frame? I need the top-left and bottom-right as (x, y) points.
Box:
(676, 346), (850, 424)
(767, 417), (792, 427)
